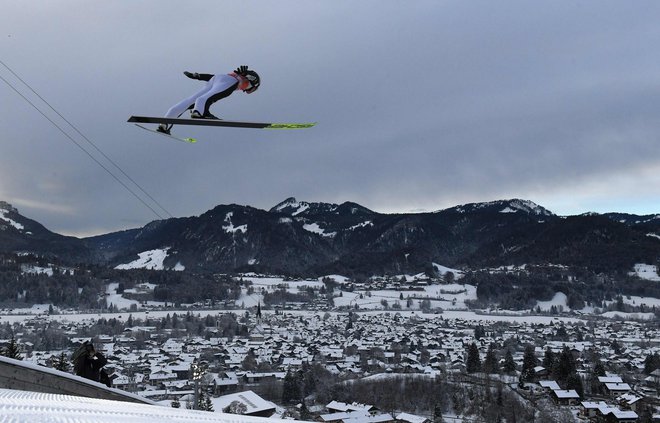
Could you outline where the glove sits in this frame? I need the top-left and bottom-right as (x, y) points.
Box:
(234, 65), (249, 76)
(183, 71), (200, 79)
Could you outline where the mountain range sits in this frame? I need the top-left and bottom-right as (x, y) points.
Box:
(1, 198), (659, 277)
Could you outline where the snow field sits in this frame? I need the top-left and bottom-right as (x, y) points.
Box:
(631, 263), (660, 281)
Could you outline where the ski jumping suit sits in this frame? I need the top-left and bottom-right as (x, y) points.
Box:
(164, 72), (251, 118)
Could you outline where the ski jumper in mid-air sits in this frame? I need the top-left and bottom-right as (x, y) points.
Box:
(157, 65), (260, 134)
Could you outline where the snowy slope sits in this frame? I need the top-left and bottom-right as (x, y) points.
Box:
(114, 248), (184, 271)
(0, 388), (307, 423)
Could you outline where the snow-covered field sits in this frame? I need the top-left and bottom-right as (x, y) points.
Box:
(536, 292), (569, 312)
(234, 273), (476, 312)
(4, 265), (658, 325)
(114, 248), (185, 271)
(105, 283), (166, 310)
(631, 263), (660, 281)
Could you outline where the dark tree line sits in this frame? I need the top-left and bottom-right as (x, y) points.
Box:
(464, 265), (660, 311)
(0, 262), (244, 309)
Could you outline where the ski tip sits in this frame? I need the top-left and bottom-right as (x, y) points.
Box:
(184, 138), (197, 143)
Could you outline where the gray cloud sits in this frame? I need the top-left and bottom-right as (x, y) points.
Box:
(1, 1), (660, 236)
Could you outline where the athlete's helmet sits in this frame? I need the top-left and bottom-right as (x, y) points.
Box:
(244, 70), (260, 94)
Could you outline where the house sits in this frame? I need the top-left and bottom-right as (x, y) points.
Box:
(538, 380), (560, 392)
(241, 371), (286, 384)
(319, 410), (371, 423)
(604, 383), (631, 397)
(326, 401), (378, 415)
(645, 368), (660, 388)
(147, 369), (177, 386)
(550, 389), (580, 405)
(616, 393), (642, 412)
(598, 375), (623, 384)
(395, 412), (430, 423)
(211, 376), (239, 395)
(212, 390), (276, 417)
(343, 414), (395, 423)
(533, 366), (549, 378)
(580, 401), (608, 420)
(596, 405), (638, 423)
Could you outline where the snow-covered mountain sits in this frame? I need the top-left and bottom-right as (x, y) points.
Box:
(0, 202), (92, 261)
(447, 199), (554, 218)
(1, 198), (659, 277)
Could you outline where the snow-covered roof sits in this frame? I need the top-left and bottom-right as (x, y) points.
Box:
(605, 383), (631, 391)
(343, 414), (393, 423)
(539, 380), (560, 390)
(598, 376), (623, 383)
(210, 390), (276, 415)
(395, 412), (429, 423)
(552, 389), (580, 399)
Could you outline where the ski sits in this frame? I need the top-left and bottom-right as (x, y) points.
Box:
(133, 124), (197, 144)
(128, 115), (316, 129)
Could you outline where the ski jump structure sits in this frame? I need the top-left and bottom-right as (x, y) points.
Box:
(0, 355), (154, 404)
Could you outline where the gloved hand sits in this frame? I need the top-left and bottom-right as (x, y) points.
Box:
(234, 65), (249, 76)
(184, 71), (200, 79)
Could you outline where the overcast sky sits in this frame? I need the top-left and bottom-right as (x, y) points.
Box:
(2, 1), (660, 237)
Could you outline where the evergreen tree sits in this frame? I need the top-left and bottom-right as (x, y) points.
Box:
(593, 360), (606, 377)
(474, 325), (485, 340)
(204, 395), (214, 412)
(566, 373), (583, 398)
(643, 352), (660, 374)
(554, 346), (576, 387)
(588, 361), (606, 395)
(299, 402), (312, 420)
(282, 370), (301, 404)
(542, 347), (555, 375)
(196, 390), (214, 411)
(502, 350), (516, 374)
(465, 342), (481, 374)
(433, 404), (444, 423)
(1, 335), (22, 360)
(520, 345), (537, 382)
(196, 390), (206, 410)
(241, 348), (258, 371)
(53, 352), (70, 372)
(483, 343), (499, 374)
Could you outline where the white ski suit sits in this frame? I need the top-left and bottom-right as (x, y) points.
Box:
(164, 72), (250, 118)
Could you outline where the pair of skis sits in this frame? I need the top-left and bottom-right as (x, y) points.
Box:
(129, 116), (316, 143)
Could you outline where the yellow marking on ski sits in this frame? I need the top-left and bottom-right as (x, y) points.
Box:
(265, 123), (316, 129)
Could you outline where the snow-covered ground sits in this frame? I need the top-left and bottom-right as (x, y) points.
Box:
(0, 388), (302, 423)
(114, 248), (185, 271)
(600, 311), (656, 320)
(235, 273), (475, 312)
(1, 268), (657, 323)
(105, 283), (166, 311)
(105, 283), (141, 310)
(115, 248), (170, 270)
(631, 263), (660, 281)
(536, 292), (569, 312)
(0, 303), (53, 315)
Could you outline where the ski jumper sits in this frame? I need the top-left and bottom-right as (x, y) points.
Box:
(164, 72), (251, 118)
